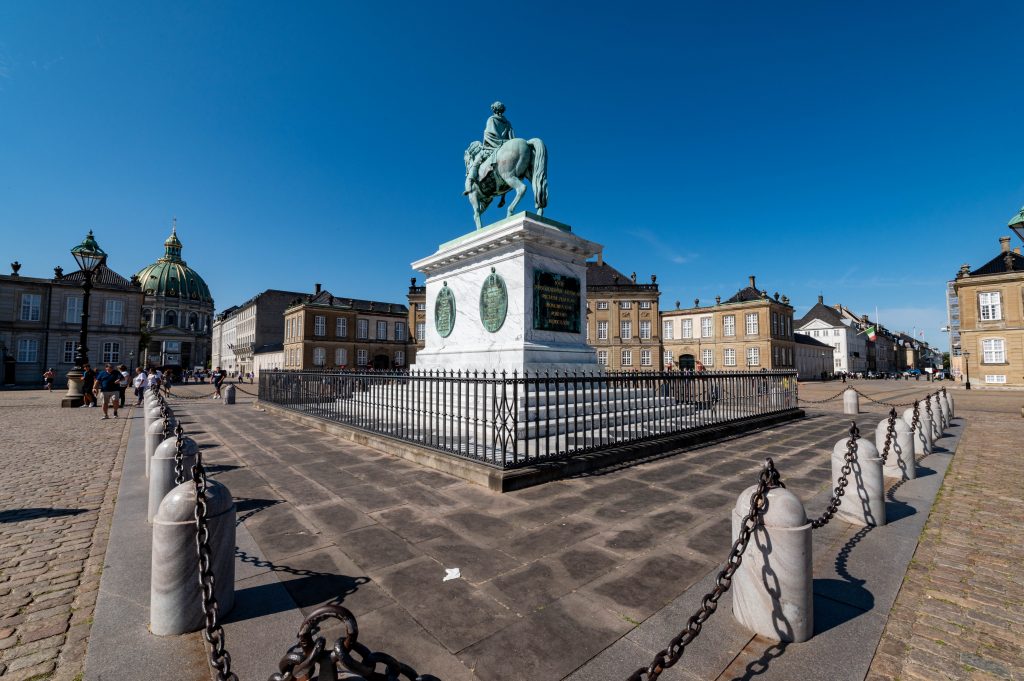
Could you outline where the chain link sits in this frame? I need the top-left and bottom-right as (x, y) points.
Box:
(810, 421), (859, 529)
(849, 387), (919, 408)
(797, 387), (848, 404)
(173, 423), (186, 485)
(880, 408), (897, 463)
(628, 459), (784, 681)
(910, 400), (920, 438)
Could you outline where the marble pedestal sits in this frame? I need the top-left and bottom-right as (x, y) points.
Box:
(411, 212), (601, 374)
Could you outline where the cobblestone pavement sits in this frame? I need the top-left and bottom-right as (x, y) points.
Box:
(0, 390), (130, 681)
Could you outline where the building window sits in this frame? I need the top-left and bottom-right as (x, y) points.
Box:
(166, 310), (177, 327)
(682, 319), (693, 339)
(394, 351), (405, 367)
(66, 296), (83, 324)
(701, 348), (714, 367)
(357, 349), (368, 366)
(773, 347), (780, 365)
(785, 316), (791, 337)
(597, 350), (608, 366)
(20, 294), (41, 321)
(597, 321), (609, 340)
(620, 320), (632, 340)
(620, 301), (632, 309)
(700, 317), (712, 338)
(395, 322), (407, 341)
(102, 341), (120, 363)
(597, 301), (609, 310)
(723, 315), (736, 337)
(335, 348), (348, 366)
(105, 299), (124, 326)
(772, 313), (778, 336)
(314, 315), (326, 336)
(984, 374), (1007, 384)
(663, 350), (673, 367)
(979, 292), (1002, 321)
(357, 319), (369, 339)
(415, 303), (425, 311)
(724, 348), (737, 366)
(17, 339), (39, 363)
(415, 322), (425, 340)
(313, 347), (326, 366)
(745, 313), (759, 335)
(63, 340), (75, 364)
(746, 347), (760, 366)
(621, 350), (632, 367)
(376, 321), (388, 340)
(982, 338), (1005, 364)
(834, 329), (840, 337)
(336, 317), (348, 337)
(640, 320), (652, 340)
(641, 349), (652, 366)
(639, 301), (652, 310)
(663, 320), (674, 340)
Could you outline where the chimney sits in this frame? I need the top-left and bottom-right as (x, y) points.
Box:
(748, 275), (756, 289)
(596, 248), (603, 266)
(1000, 236), (1011, 253)
(817, 294), (824, 304)
(1015, 247), (1021, 255)
(314, 283), (322, 295)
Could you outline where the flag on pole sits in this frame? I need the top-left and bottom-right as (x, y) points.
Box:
(865, 325), (877, 341)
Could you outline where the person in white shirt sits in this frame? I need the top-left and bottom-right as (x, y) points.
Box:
(132, 367), (147, 405)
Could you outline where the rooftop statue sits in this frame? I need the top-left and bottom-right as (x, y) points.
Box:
(463, 101), (548, 230)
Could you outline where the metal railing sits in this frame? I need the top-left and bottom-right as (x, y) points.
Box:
(259, 369), (799, 469)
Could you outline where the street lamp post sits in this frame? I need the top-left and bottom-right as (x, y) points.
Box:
(61, 231), (107, 408)
(963, 351), (971, 390)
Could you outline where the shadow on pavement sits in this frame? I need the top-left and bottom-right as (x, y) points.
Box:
(0, 507), (88, 523)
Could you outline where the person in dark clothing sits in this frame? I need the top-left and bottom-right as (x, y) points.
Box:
(81, 364), (96, 407)
(94, 363), (122, 419)
(117, 364), (129, 407)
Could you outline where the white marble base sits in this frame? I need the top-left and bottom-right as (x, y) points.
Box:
(831, 437), (885, 526)
(876, 417), (916, 480)
(411, 212), (602, 374)
(732, 485), (813, 642)
(843, 388), (859, 415)
(148, 436), (198, 522)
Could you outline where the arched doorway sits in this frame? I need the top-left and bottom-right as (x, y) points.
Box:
(679, 354), (696, 371)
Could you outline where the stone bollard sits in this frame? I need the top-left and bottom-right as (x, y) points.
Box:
(148, 435), (198, 522)
(151, 479), (235, 636)
(145, 402), (170, 433)
(902, 406), (932, 457)
(931, 395), (946, 435)
(876, 416), (915, 480)
(732, 484), (813, 642)
(145, 415), (176, 478)
(832, 435), (885, 526)
(843, 388), (859, 415)
(224, 384), (236, 405)
(939, 394), (951, 428)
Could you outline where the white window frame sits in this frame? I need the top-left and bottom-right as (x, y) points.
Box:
(984, 374), (1007, 384)
(313, 347), (326, 366)
(597, 350), (608, 367)
(746, 347), (760, 366)
(620, 301), (632, 310)
(336, 317), (347, 337)
(415, 303), (425, 311)
(597, 320), (609, 340)
(596, 301), (609, 310)
(314, 315), (326, 337)
(701, 348), (714, 367)
(682, 319), (693, 339)
(723, 315), (736, 337)
(20, 294), (41, 322)
(979, 292), (1002, 321)
(335, 348), (347, 366)
(17, 338), (39, 363)
(700, 317), (712, 338)
(620, 320), (632, 340)
(102, 341), (120, 363)
(982, 338), (1005, 364)
(357, 319), (369, 340)
(394, 321), (407, 341)
(415, 321), (425, 341)
(621, 349), (632, 367)
(640, 349), (652, 366)
(376, 321), (388, 340)
(639, 301), (652, 310)
(357, 349), (368, 366)
(745, 313), (759, 335)
(639, 320), (652, 340)
(104, 299), (124, 326)
(663, 320), (674, 340)
(724, 348), (737, 366)
(394, 350), (405, 367)
(63, 340), (76, 364)
(66, 295), (83, 324)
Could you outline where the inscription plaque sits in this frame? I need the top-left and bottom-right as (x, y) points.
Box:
(434, 282), (456, 338)
(532, 270), (581, 333)
(479, 268), (508, 333)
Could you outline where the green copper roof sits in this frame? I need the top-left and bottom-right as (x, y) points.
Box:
(1008, 206), (1024, 227)
(135, 224), (213, 304)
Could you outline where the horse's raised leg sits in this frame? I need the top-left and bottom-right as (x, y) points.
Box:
(503, 175), (527, 216)
(468, 192), (483, 230)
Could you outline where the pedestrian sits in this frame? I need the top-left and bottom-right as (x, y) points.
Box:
(163, 370), (173, 397)
(43, 368), (55, 392)
(81, 364), (96, 407)
(93, 363), (122, 419)
(117, 364), (129, 407)
(132, 367), (146, 405)
(212, 366), (224, 399)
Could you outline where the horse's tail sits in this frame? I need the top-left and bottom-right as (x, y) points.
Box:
(528, 138), (548, 211)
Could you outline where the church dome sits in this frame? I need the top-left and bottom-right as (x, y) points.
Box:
(135, 224), (213, 304)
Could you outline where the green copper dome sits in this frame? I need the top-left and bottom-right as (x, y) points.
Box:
(135, 224), (213, 303)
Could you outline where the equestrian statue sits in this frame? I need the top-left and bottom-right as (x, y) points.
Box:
(463, 101), (548, 230)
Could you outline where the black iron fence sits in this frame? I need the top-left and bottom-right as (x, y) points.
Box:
(259, 369), (799, 469)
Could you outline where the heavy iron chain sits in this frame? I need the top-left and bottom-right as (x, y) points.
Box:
(167, 390), (220, 401)
(850, 387), (918, 408)
(910, 400), (920, 438)
(161, 403), (171, 439)
(797, 387), (848, 404)
(924, 395), (935, 433)
(173, 422), (186, 485)
(270, 603), (440, 681)
(811, 421), (859, 529)
(627, 459), (784, 681)
(191, 445), (237, 681)
(880, 408), (897, 463)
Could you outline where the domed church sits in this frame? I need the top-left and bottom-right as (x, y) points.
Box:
(135, 221), (214, 372)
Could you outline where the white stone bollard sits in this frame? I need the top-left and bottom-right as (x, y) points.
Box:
(930, 395), (946, 435)
(939, 393), (951, 428)
(224, 384), (236, 405)
(732, 484), (813, 642)
(148, 435), (198, 522)
(843, 388), (859, 415)
(151, 479), (235, 636)
(145, 402), (170, 433)
(145, 415), (175, 478)
(876, 415), (915, 480)
(831, 435), (885, 526)
(902, 407), (931, 458)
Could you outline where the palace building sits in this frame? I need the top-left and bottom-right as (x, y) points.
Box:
(584, 259), (662, 371)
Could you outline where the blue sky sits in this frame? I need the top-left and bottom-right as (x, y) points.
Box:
(3, 1), (1023, 349)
